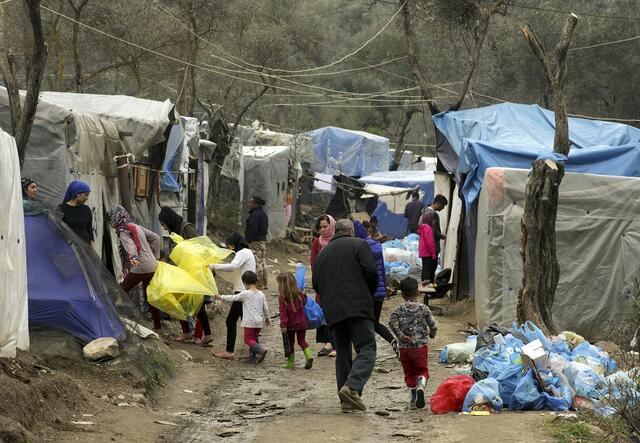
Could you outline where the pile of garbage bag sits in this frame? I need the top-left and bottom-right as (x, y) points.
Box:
(382, 234), (422, 277)
(431, 321), (638, 415)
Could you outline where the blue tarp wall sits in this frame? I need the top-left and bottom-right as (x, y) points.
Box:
(308, 126), (390, 177)
(25, 215), (126, 343)
(433, 103), (640, 209)
(359, 171), (435, 239)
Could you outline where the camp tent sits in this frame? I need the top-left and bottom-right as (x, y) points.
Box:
(309, 126), (389, 177)
(359, 170), (435, 239)
(25, 212), (127, 343)
(242, 146), (290, 239)
(0, 129), (29, 358)
(432, 102), (640, 332)
(475, 167), (640, 339)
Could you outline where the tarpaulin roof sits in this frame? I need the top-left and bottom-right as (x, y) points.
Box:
(433, 103), (640, 207)
(360, 171), (435, 239)
(308, 126), (389, 176)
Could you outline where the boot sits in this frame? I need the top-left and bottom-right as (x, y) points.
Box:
(250, 343), (267, 364)
(415, 376), (427, 409)
(338, 386), (366, 411)
(283, 354), (295, 369)
(408, 388), (417, 410)
(303, 347), (314, 369)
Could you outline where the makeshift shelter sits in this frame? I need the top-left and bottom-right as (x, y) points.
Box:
(0, 129), (28, 358)
(242, 146), (290, 239)
(432, 102), (640, 331)
(309, 126), (389, 177)
(359, 170), (435, 239)
(475, 168), (640, 339)
(25, 212), (127, 343)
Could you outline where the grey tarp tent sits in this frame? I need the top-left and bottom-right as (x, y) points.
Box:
(475, 167), (640, 339)
(242, 146), (290, 240)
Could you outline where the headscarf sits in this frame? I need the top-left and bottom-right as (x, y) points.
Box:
(21, 178), (36, 199)
(353, 220), (368, 239)
(317, 215), (336, 249)
(63, 180), (91, 203)
(159, 207), (183, 234)
(107, 205), (140, 266)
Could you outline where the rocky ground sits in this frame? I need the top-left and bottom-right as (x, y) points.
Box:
(1, 240), (559, 443)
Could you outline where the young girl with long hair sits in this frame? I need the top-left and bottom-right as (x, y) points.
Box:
(277, 272), (313, 369)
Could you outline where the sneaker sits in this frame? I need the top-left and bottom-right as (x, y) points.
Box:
(340, 402), (359, 413)
(328, 350), (337, 357)
(391, 339), (399, 358)
(338, 385), (366, 411)
(255, 349), (268, 364)
(318, 348), (330, 357)
(415, 377), (426, 409)
(408, 388), (417, 410)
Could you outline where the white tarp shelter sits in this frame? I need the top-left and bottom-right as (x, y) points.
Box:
(475, 167), (640, 339)
(0, 129), (29, 357)
(242, 146), (290, 240)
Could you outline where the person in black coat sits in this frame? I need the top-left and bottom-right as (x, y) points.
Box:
(312, 219), (378, 412)
(245, 196), (269, 288)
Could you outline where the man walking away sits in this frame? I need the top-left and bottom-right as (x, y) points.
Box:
(421, 194), (448, 262)
(312, 219), (378, 412)
(404, 190), (423, 235)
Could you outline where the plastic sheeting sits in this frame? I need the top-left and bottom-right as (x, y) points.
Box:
(242, 146), (290, 240)
(360, 171), (435, 239)
(25, 214), (126, 343)
(433, 103), (640, 207)
(475, 167), (640, 339)
(308, 126), (389, 176)
(0, 130), (29, 357)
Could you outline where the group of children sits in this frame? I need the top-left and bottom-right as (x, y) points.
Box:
(218, 268), (438, 410)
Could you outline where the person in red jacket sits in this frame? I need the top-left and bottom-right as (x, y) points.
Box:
(278, 272), (313, 369)
(418, 221), (437, 287)
(309, 214), (336, 357)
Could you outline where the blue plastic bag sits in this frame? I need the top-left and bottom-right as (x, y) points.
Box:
(544, 383), (573, 411)
(511, 369), (546, 410)
(472, 346), (508, 376)
(494, 363), (525, 408)
(462, 378), (503, 412)
(294, 263), (306, 290)
(304, 296), (325, 329)
(382, 239), (405, 250)
(513, 321), (553, 351)
(571, 341), (617, 374)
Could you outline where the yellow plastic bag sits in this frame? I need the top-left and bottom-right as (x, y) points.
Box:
(147, 262), (211, 321)
(169, 234), (233, 296)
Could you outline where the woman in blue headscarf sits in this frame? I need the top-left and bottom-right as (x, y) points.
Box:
(59, 180), (94, 248)
(353, 220), (398, 356)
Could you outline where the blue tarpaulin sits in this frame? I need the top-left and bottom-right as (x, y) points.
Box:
(308, 126), (389, 177)
(433, 103), (640, 207)
(359, 171), (435, 239)
(160, 124), (184, 192)
(25, 215), (126, 343)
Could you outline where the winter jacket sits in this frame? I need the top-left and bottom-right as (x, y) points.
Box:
(404, 199), (424, 233)
(418, 223), (436, 259)
(365, 238), (387, 300)
(118, 224), (161, 274)
(311, 233), (378, 327)
(421, 207), (445, 253)
(245, 207), (269, 243)
(278, 292), (308, 331)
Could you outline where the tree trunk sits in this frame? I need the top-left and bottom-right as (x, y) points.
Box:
(51, 0), (65, 90)
(517, 14), (578, 334)
(68, 0), (89, 92)
(390, 107), (419, 171)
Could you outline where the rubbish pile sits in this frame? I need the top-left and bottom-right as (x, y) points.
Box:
(432, 321), (638, 416)
(382, 234), (421, 277)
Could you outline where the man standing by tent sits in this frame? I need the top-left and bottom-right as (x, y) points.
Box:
(421, 194), (448, 270)
(245, 196), (269, 289)
(312, 219), (378, 412)
(404, 190), (423, 234)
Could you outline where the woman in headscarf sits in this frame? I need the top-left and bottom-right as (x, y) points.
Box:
(353, 220), (397, 355)
(107, 205), (163, 333)
(21, 178), (47, 216)
(309, 214), (336, 357)
(209, 232), (256, 360)
(60, 180), (94, 249)
(158, 207), (213, 346)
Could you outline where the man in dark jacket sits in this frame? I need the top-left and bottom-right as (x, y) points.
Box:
(245, 196), (269, 288)
(404, 190), (423, 234)
(312, 219), (378, 412)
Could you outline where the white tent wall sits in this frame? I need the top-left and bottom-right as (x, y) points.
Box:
(434, 171), (452, 261)
(475, 167), (640, 340)
(442, 183), (462, 281)
(0, 130), (29, 357)
(242, 146), (290, 240)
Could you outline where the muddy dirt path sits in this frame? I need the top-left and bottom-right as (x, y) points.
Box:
(161, 295), (553, 443)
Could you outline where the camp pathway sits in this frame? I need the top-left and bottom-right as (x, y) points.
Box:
(167, 296), (553, 443)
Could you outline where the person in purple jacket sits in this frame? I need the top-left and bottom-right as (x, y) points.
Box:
(353, 220), (398, 356)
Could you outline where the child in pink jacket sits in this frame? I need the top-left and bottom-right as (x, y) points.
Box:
(418, 222), (437, 286)
(277, 272), (313, 370)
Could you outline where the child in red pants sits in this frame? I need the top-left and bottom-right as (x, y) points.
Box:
(218, 271), (270, 363)
(388, 277), (438, 409)
(277, 272), (313, 369)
